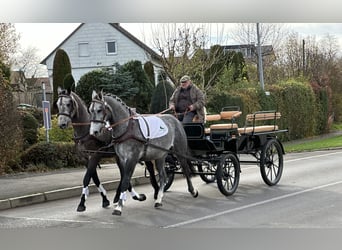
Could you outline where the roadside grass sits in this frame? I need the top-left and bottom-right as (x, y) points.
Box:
(284, 122), (342, 153)
(284, 135), (342, 152)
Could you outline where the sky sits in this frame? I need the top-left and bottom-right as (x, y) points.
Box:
(13, 23), (342, 73)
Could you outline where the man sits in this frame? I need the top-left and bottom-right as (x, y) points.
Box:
(169, 75), (205, 123)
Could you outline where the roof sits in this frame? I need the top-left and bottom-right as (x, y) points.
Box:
(40, 23), (161, 65)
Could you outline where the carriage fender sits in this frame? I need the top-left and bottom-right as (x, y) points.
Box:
(276, 138), (286, 155)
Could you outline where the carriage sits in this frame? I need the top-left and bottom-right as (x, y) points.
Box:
(159, 106), (288, 196)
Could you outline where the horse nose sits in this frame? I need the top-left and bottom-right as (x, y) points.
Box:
(59, 123), (67, 129)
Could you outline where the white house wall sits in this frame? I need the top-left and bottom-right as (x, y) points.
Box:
(44, 23), (159, 88)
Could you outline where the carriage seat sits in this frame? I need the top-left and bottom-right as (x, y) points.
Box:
(208, 110), (241, 131)
(238, 125), (279, 134)
(238, 111), (281, 135)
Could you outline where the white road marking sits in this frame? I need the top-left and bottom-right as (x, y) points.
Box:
(286, 151), (342, 163)
(163, 180), (342, 228)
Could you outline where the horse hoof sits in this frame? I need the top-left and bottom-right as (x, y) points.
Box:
(132, 194), (146, 201)
(192, 190), (199, 198)
(154, 202), (163, 208)
(77, 205), (86, 212)
(112, 210), (122, 216)
(102, 199), (110, 208)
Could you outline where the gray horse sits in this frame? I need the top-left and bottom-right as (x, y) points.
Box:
(56, 87), (155, 212)
(89, 90), (198, 216)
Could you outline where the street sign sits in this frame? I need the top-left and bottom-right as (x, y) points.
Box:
(42, 100), (52, 130)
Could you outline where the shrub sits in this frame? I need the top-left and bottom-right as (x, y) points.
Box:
(18, 110), (39, 149)
(20, 142), (84, 170)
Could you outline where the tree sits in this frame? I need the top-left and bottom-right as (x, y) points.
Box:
(52, 49), (72, 106)
(231, 23), (288, 84)
(0, 71), (23, 173)
(12, 46), (47, 78)
(118, 60), (155, 113)
(76, 66), (138, 106)
(0, 23), (19, 63)
(150, 78), (174, 113)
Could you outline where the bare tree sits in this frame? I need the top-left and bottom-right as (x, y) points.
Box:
(149, 23), (230, 92)
(12, 46), (47, 78)
(0, 23), (20, 63)
(231, 23), (288, 51)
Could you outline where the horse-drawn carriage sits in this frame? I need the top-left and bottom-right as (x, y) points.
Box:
(57, 88), (287, 215)
(161, 106), (288, 196)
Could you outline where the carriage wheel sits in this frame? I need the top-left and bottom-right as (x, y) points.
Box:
(197, 161), (216, 183)
(163, 155), (177, 191)
(260, 139), (283, 186)
(216, 153), (240, 196)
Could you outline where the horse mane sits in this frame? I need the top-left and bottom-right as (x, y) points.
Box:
(98, 92), (132, 113)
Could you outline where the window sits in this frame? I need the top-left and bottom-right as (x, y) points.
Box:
(78, 42), (89, 57)
(106, 41), (117, 55)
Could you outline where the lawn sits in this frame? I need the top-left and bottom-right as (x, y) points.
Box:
(284, 134), (342, 153)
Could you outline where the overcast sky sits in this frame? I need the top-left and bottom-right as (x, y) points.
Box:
(14, 23), (342, 62)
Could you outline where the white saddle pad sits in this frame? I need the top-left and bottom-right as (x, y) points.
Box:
(135, 116), (168, 139)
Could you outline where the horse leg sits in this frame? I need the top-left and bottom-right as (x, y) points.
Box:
(113, 161), (147, 204)
(145, 160), (159, 200)
(77, 169), (91, 212)
(113, 160), (137, 216)
(154, 158), (167, 208)
(180, 158), (198, 198)
(91, 168), (110, 208)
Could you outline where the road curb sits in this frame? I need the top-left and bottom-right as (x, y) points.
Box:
(0, 175), (149, 211)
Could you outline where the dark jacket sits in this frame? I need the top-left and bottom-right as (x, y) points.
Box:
(169, 83), (205, 122)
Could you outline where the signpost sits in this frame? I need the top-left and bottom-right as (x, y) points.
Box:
(42, 83), (51, 142)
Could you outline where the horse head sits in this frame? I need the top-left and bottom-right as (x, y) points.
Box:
(89, 90), (113, 136)
(56, 87), (80, 129)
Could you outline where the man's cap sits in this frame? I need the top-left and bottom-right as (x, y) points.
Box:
(180, 75), (190, 83)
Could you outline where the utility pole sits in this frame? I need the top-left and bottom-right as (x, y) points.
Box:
(256, 23), (265, 90)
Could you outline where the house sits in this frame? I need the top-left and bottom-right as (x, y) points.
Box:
(10, 70), (52, 107)
(40, 23), (163, 90)
(221, 44), (275, 60)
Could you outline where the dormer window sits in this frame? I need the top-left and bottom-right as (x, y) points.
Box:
(106, 41), (117, 55)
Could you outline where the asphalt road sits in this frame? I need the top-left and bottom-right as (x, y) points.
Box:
(0, 149), (341, 228)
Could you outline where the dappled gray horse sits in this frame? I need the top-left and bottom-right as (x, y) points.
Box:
(89, 90), (198, 216)
(56, 87), (152, 212)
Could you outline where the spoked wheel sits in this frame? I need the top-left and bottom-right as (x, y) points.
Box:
(216, 153), (240, 196)
(197, 161), (216, 183)
(260, 139), (283, 186)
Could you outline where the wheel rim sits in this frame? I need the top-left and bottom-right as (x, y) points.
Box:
(222, 158), (237, 190)
(261, 139), (283, 186)
(265, 142), (280, 181)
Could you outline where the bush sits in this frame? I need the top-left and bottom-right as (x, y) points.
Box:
(208, 80), (319, 141)
(38, 115), (74, 142)
(20, 142), (84, 171)
(18, 110), (39, 149)
(0, 75), (23, 174)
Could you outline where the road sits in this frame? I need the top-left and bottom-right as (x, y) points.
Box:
(0, 149), (342, 228)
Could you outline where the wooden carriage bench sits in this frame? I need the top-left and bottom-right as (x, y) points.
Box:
(205, 109), (242, 135)
(237, 111), (281, 134)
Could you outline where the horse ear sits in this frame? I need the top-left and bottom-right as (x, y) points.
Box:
(57, 86), (62, 95)
(91, 90), (97, 99)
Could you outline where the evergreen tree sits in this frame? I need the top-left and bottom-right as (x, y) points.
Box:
(150, 79), (175, 113)
(118, 60), (155, 113)
(52, 49), (73, 106)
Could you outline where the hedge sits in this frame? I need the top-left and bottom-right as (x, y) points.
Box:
(207, 80), (328, 141)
